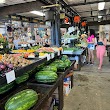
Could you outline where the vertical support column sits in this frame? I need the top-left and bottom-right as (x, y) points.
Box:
(55, 8), (61, 47)
(51, 21), (56, 46)
(58, 75), (64, 110)
(30, 23), (35, 40)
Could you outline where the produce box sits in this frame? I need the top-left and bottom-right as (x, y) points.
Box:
(27, 73), (60, 87)
(63, 81), (71, 96)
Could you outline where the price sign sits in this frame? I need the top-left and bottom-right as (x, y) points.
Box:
(51, 53), (55, 59)
(47, 54), (50, 61)
(58, 50), (60, 56)
(6, 70), (16, 84)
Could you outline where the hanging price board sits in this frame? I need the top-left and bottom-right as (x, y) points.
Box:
(6, 70), (16, 84)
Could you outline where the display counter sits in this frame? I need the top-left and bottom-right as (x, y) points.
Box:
(63, 48), (87, 70)
(0, 50), (75, 110)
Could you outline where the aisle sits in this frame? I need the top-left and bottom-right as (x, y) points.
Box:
(63, 57), (110, 110)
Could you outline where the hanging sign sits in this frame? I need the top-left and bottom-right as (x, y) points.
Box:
(33, 19), (38, 23)
(81, 22), (87, 27)
(64, 17), (69, 23)
(74, 16), (80, 23)
(11, 16), (16, 20)
(60, 13), (65, 19)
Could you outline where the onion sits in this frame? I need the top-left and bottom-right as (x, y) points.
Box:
(0, 65), (6, 70)
(7, 64), (14, 69)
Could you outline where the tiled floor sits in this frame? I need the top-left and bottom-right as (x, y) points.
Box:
(63, 57), (110, 110)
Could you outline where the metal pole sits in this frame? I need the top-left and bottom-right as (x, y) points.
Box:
(55, 7), (61, 47)
(51, 21), (56, 46)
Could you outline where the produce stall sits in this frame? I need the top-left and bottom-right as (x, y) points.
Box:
(63, 48), (86, 70)
(0, 75), (63, 110)
(62, 34), (87, 71)
(0, 46), (75, 110)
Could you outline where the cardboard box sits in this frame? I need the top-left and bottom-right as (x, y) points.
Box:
(63, 81), (71, 96)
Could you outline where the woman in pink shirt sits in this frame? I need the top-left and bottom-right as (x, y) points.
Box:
(87, 29), (95, 65)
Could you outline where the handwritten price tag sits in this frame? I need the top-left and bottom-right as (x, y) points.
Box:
(51, 53), (55, 59)
(6, 70), (16, 84)
(58, 50), (60, 56)
(47, 54), (50, 61)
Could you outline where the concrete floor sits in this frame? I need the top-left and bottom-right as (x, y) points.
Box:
(63, 56), (110, 110)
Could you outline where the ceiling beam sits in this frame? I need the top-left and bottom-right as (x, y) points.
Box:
(82, 14), (110, 19)
(78, 8), (110, 13)
(79, 10), (98, 13)
(67, 0), (110, 6)
(88, 20), (110, 26)
(59, 0), (80, 16)
(0, 1), (45, 17)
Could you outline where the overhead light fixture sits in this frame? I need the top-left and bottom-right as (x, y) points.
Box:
(0, 0), (5, 4)
(98, 16), (102, 18)
(98, 2), (105, 10)
(30, 11), (45, 16)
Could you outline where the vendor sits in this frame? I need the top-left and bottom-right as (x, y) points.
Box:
(13, 35), (21, 49)
(8, 37), (14, 50)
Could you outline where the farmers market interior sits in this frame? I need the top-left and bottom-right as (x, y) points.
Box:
(0, 0), (110, 110)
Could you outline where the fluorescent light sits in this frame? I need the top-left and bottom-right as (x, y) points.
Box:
(98, 2), (105, 10)
(30, 11), (45, 16)
(0, 0), (5, 4)
(98, 16), (102, 18)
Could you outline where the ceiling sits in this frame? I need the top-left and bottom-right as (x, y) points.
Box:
(0, 0), (36, 7)
(0, 0), (110, 24)
(65, 0), (110, 22)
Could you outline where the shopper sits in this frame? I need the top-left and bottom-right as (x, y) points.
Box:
(8, 37), (14, 50)
(96, 31), (107, 70)
(87, 29), (95, 65)
(13, 35), (21, 49)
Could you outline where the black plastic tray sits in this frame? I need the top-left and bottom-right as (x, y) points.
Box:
(57, 61), (75, 77)
(0, 57), (47, 85)
(0, 75), (63, 110)
(0, 83), (52, 110)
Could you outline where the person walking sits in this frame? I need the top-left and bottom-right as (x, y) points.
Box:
(96, 31), (107, 70)
(87, 29), (95, 65)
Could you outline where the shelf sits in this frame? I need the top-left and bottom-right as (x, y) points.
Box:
(0, 58), (47, 85)
(62, 49), (85, 55)
(27, 75), (63, 110)
(0, 55), (74, 110)
(0, 51), (62, 85)
(57, 61), (75, 77)
(0, 74), (63, 110)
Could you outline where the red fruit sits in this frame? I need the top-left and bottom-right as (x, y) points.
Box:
(0, 65), (6, 70)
